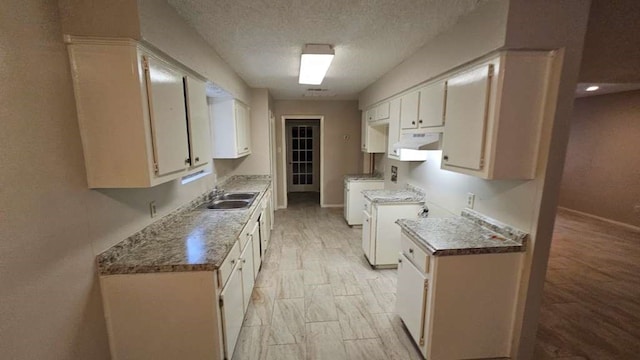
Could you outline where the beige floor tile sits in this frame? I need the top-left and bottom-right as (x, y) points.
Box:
(265, 344), (305, 360)
(305, 321), (347, 360)
(334, 295), (378, 340)
(303, 261), (329, 285)
(244, 286), (276, 327)
(277, 270), (305, 299)
(232, 325), (270, 360)
(269, 299), (305, 345)
(304, 284), (338, 323)
(344, 338), (388, 360)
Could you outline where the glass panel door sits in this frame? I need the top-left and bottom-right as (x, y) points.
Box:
(287, 122), (319, 192)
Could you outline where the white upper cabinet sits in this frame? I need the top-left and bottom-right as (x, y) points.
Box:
(184, 77), (211, 169)
(441, 51), (551, 179)
(146, 57), (191, 176)
(65, 37), (211, 188)
(365, 108), (376, 122)
(361, 111), (386, 153)
(400, 91), (420, 129)
(375, 102), (390, 121)
(418, 80), (446, 128)
(387, 98), (402, 160)
(210, 99), (252, 158)
(400, 81), (446, 130)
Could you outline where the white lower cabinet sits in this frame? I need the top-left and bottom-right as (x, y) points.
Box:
(343, 180), (384, 225)
(396, 232), (522, 360)
(361, 200), (423, 267)
(98, 190), (273, 360)
(219, 262), (244, 358)
(396, 253), (428, 345)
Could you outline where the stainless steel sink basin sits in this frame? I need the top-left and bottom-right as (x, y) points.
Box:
(218, 192), (258, 201)
(206, 200), (251, 210)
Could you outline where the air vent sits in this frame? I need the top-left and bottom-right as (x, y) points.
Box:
(303, 88), (335, 97)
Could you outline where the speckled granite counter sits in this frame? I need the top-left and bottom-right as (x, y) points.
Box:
(396, 209), (528, 256)
(362, 189), (424, 204)
(97, 175), (271, 275)
(343, 173), (384, 184)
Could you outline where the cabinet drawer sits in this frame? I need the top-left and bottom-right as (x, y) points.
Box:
(401, 232), (430, 273)
(218, 241), (240, 288)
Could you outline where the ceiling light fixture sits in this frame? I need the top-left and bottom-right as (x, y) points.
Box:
(298, 44), (334, 85)
(586, 85), (599, 92)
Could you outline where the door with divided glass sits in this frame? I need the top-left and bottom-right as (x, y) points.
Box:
(286, 121), (320, 192)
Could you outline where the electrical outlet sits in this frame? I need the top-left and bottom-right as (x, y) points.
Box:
(466, 193), (475, 209)
(149, 201), (157, 218)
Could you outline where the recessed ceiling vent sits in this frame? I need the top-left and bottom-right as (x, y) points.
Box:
(303, 88), (335, 97)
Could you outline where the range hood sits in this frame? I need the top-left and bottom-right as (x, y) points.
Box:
(392, 132), (441, 161)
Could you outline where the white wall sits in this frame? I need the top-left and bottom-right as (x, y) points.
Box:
(362, 1), (591, 359)
(0, 0), (238, 358)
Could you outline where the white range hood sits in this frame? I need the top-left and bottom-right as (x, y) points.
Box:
(392, 132), (441, 161)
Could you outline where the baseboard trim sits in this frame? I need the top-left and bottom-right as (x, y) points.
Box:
(321, 204), (344, 208)
(558, 207), (640, 232)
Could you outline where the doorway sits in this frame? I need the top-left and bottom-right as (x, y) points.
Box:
(282, 116), (323, 207)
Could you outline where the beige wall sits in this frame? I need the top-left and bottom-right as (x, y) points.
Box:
(579, 0), (640, 82)
(362, 1), (591, 359)
(0, 0), (237, 358)
(559, 91), (640, 227)
(274, 101), (362, 207)
(358, 0), (509, 108)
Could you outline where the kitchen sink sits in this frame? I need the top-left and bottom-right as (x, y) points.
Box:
(206, 200), (251, 210)
(218, 192), (258, 201)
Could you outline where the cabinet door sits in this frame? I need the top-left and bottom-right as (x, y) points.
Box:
(442, 65), (492, 170)
(235, 104), (246, 154)
(243, 106), (252, 154)
(361, 112), (367, 150)
(365, 108), (376, 122)
(343, 184), (349, 222)
(387, 98), (401, 159)
(220, 263), (244, 359)
(144, 56), (190, 176)
(396, 253), (428, 347)
(418, 80), (446, 128)
(362, 210), (373, 262)
(376, 102), (390, 120)
(240, 239), (255, 313)
(184, 76), (211, 168)
(400, 91), (420, 129)
(251, 220), (261, 279)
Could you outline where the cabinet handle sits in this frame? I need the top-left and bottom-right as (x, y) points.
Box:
(195, 157), (200, 162)
(411, 121), (415, 125)
(443, 155), (449, 161)
(419, 120), (423, 124)
(242, 259), (247, 264)
(231, 259), (236, 264)
(409, 248), (414, 254)
(185, 158), (191, 164)
(244, 147), (249, 150)
(398, 258), (402, 263)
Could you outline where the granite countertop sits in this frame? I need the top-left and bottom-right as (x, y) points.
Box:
(396, 209), (528, 256)
(97, 175), (271, 275)
(343, 173), (384, 183)
(362, 189), (424, 204)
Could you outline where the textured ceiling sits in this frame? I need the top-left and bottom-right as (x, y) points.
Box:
(167, 0), (483, 100)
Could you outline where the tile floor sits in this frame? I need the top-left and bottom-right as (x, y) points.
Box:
(232, 192), (423, 360)
(233, 194), (640, 360)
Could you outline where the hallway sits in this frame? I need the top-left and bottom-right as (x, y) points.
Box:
(231, 201), (422, 359)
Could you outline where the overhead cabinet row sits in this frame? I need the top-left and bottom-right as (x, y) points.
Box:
(366, 51), (551, 180)
(66, 37), (252, 189)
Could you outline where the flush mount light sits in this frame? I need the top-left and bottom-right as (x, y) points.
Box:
(298, 44), (334, 85)
(586, 85), (600, 92)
